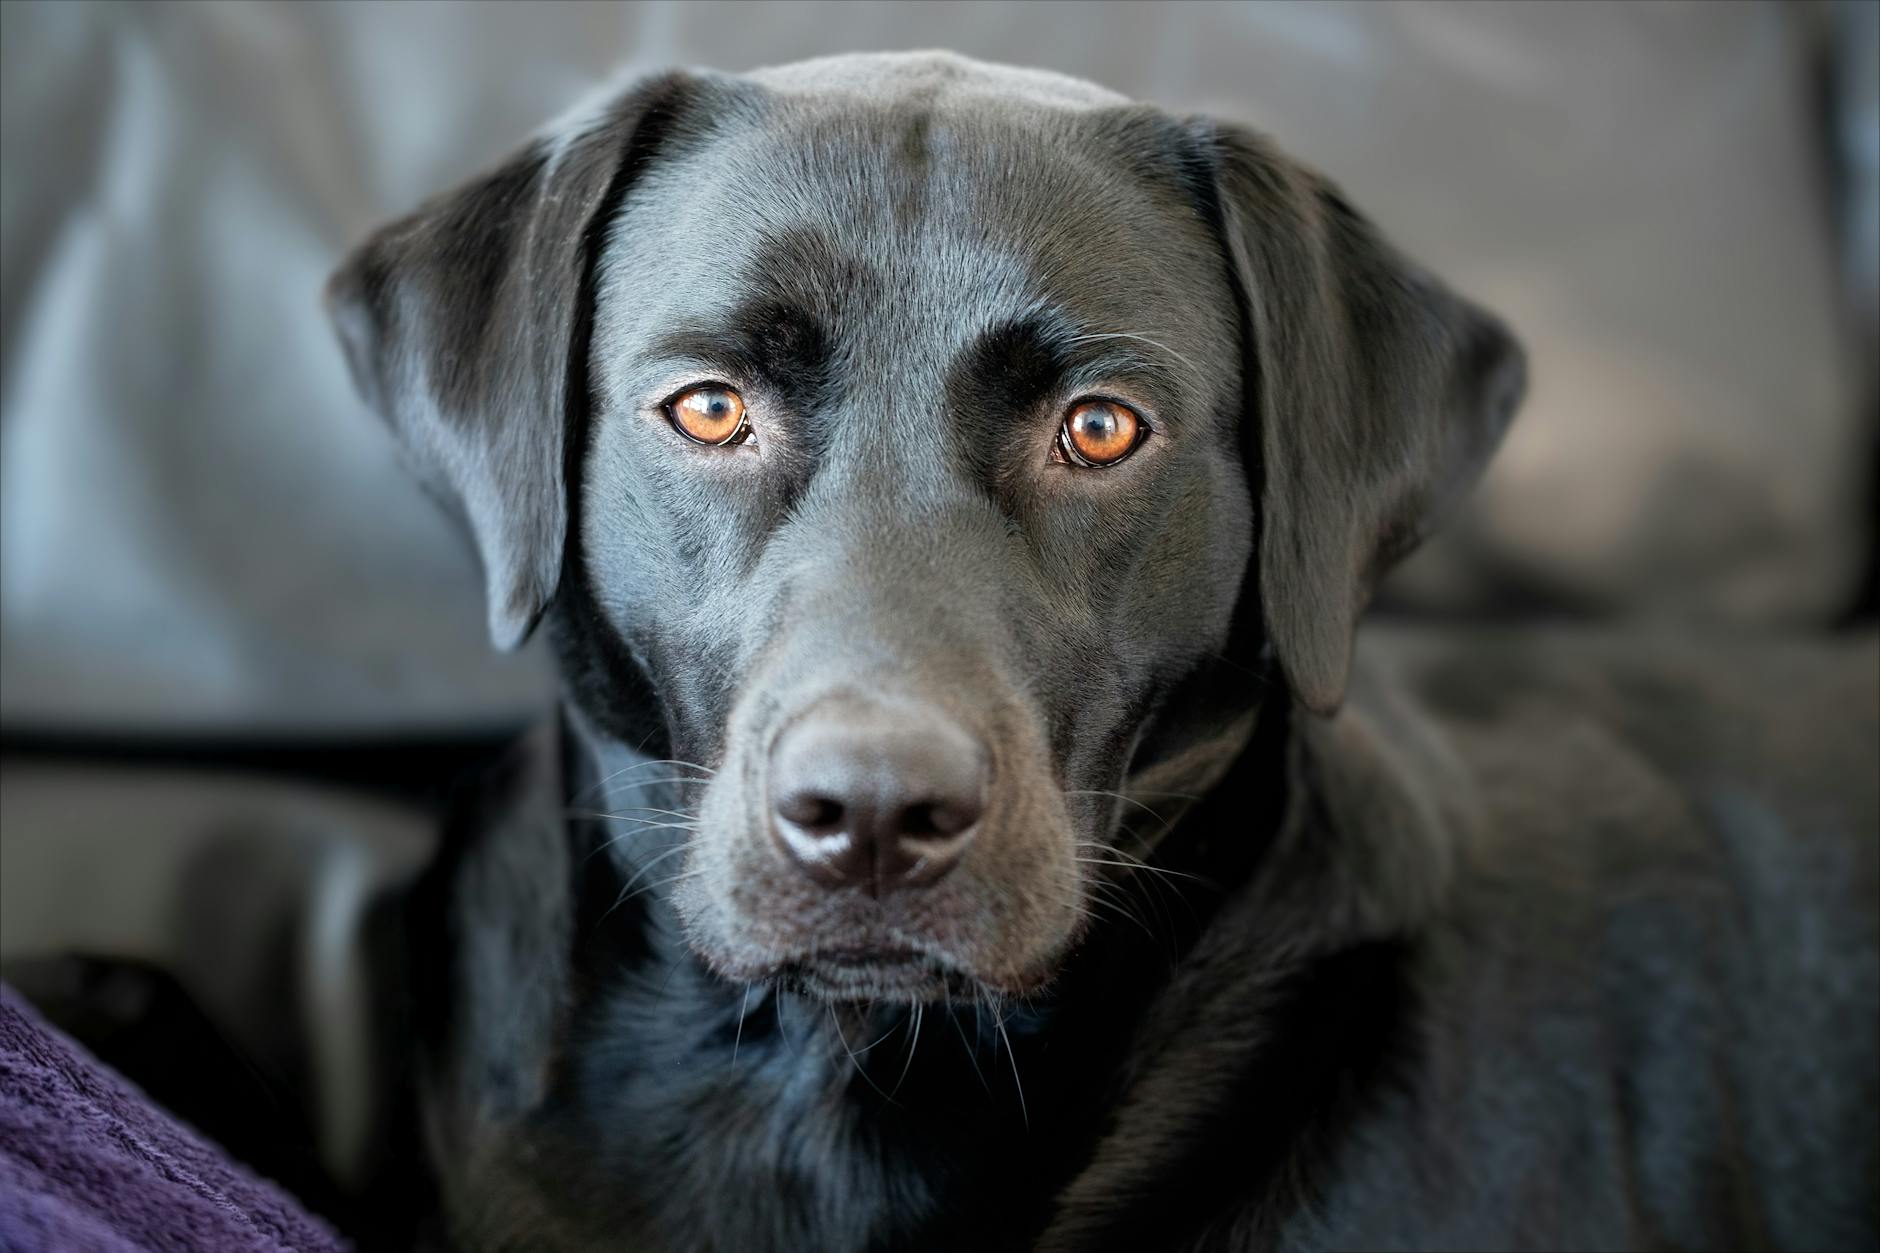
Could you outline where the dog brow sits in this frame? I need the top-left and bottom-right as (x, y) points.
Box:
(944, 314), (1183, 433)
(649, 299), (835, 419)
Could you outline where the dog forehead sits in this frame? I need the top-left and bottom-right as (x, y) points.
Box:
(743, 50), (1131, 112)
(595, 82), (1224, 389)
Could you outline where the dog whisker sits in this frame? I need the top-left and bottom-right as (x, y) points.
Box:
(567, 805), (700, 824)
(1064, 788), (1173, 826)
(771, 980), (797, 1058)
(828, 1005), (900, 1107)
(597, 844), (694, 925)
(948, 1003), (992, 1096)
(581, 820), (701, 863)
(855, 1012), (904, 1056)
(1089, 874), (1170, 932)
(1071, 852), (1211, 887)
(611, 868), (707, 911)
(1059, 885), (1161, 948)
(731, 983), (753, 1067)
(585, 813), (700, 830)
(1090, 787), (1202, 801)
(580, 819), (700, 846)
(1072, 854), (1192, 944)
(1083, 846), (1213, 934)
(992, 1002), (1028, 1130)
(1075, 839), (1216, 881)
(615, 773), (715, 788)
(888, 1002), (924, 1100)
(566, 759), (715, 805)
(1066, 790), (1190, 851)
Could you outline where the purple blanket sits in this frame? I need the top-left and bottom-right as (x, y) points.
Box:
(0, 983), (347, 1253)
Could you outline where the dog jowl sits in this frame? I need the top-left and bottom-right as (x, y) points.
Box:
(327, 54), (1520, 1007)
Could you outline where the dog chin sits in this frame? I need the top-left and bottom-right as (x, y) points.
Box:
(781, 950), (976, 1002)
(692, 937), (1061, 1004)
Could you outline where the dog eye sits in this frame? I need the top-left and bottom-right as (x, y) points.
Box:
(666, 384), (751, 446)
(1058, 399), (1145, 466)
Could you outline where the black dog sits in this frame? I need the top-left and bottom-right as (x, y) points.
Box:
(328, 53), (1879, 1252)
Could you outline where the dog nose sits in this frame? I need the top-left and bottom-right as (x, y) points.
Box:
(768, 698), (986, 893)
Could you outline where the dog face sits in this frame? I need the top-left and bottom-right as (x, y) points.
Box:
(328, 53), (1522, 1002)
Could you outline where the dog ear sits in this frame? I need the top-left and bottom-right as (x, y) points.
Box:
(325, 74), (690, 649)
(1210, 124), (1525, 715)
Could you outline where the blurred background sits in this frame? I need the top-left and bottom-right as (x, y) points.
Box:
(1, 0), (1876, 1238)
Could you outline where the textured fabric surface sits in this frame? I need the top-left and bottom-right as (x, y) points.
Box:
(1, 0), (1870, 734)
(0, 983), (347, 1253)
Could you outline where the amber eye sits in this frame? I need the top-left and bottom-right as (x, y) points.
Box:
(1059, 398), (1145, 466)
(666, 384), (750, 446)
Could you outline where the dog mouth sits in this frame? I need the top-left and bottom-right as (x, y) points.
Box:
(780, 946), (980, 1002)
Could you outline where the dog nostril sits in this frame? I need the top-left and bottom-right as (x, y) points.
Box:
(778, 792), (845, 833)
(899, 802), (941, 837)
(897, 800), (975, 839)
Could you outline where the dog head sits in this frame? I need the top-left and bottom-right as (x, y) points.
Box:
(328, 53), (1522, 1002)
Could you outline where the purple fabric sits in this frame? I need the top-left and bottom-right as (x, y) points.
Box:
(0, 984), (347, 1253)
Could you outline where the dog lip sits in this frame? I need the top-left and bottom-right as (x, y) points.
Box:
(805, 946), (926, 968)
(785, 948), (966, 1002)
(701, 939), (1063, 1003)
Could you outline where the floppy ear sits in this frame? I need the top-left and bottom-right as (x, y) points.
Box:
(325, 74), (689, 649)
(1210, 125), (1526, 716)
